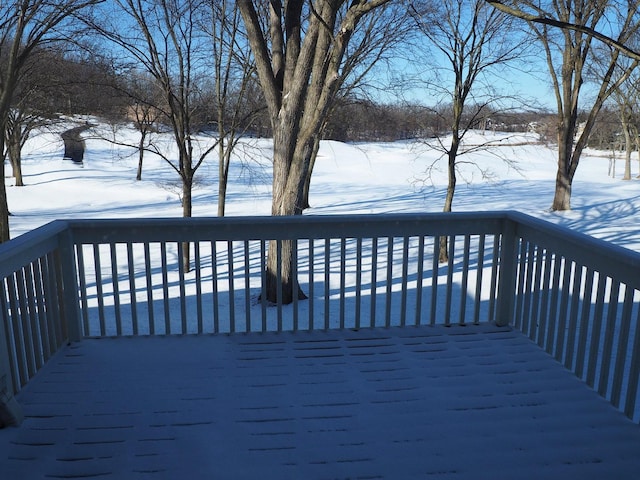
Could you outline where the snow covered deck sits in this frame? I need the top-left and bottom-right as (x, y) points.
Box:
(3, 323), (640, 479)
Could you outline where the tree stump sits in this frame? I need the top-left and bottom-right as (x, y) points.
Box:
(62, 125), (91, 164)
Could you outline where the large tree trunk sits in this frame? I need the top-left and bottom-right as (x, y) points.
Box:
(552, 143), (573, 211)
(238, 0), (393, 304)
(552, 166), (572, 211)
(300, 134), (321, 211)
(263, 133), (312, 303)
(440, 138), (459, 264)
(551, 118), (576, 211)
(8, 138), (23, 186)
(181, 161), (193, 273)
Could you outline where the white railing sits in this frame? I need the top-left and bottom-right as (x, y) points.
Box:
(0, 212), (639, 421)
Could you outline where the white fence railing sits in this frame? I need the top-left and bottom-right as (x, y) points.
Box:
(0, 212), (639, 421)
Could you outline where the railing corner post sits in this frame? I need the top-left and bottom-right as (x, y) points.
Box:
(58, 228), (82, 342)
(495, 218), (519, 327)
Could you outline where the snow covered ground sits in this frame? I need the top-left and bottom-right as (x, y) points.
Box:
(8, 122), (639, 254)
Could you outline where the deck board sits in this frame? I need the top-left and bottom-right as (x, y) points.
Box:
(2, 324), (640, 479)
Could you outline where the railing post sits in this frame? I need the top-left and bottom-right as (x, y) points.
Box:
(58, 228), (83, 342)
(495, 217), (519, 327)
(0, 313), (23, 426)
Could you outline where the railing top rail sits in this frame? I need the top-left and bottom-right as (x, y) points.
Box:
(0, 220), (69, 277)
(505, 211), (640, 287)
(66, 212), (509, 243)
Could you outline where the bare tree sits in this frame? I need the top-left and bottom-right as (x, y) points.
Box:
(0, 0), (101, 241)
(488, 1), (640, 211)
(123, 73), (164, 181)
(412, 0), (525, 261)
(611, 84), (637, 180)
(604, 61), (640, 181)
(93, 0), (221, 270)
(238, 0), (395, 304)
(204, 0), (261, 217)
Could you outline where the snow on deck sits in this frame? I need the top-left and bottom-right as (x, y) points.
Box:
(2, 324), (640, 479)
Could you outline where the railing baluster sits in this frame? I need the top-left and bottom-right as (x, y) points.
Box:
(400, 236), (410, 327)
(415, 235), (425, 326)
(472, 234), (485, 325)
(528, 245), (544, 343)
(611, 286), (634, 408)
(110, 243), (122, 335)
(261, 240), (268, 332)
(24, 263), (42, 371)
(487, 235), (500, 323)
(93, 244), (106, 335)
(229, 241), (237, 333)
(564, 263), (584, 370)
(586, 275), (607, 388)
(33, 258), (51, 362)
(575, 268), (595, 379)
(305, 239), (312, 331)
(211, 240), (220, 333)
(385, 236), (394, 328)
(444, 235), (455, 326)
(194, 242), (203, 334)
(292, 239), (299, 332)
(177, 242), (187, 334)
(44, 251), (64, 347)
(323, 238), (330, 330)
(127, 243), (138, 336)
(276, 239), (283, 331)
(554, 258), (573, 363)
(355, 237), (363, 329)
(15, 270), (35, 379)
(160, 242), (170, 334)
(370, 237), (378, 328)
(144, 243), (155, 335)
(545, 255), (562, 355)
(520, 241), (535, 335)
(430, 236), (439, 326)
(459, 235), (471, 325)
(598, 280), (620, 397)
(537, 251), (553, 349)
(75, 245), (89, 335)
(245, 240), (252, 333)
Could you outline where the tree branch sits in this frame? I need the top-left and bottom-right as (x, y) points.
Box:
(486, 0), (640, 61)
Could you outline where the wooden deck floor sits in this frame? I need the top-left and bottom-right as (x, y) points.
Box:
(2, 324), (640, 479)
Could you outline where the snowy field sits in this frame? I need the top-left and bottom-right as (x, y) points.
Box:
(7, 121), (640, 254)
(3, 122), (640, 477)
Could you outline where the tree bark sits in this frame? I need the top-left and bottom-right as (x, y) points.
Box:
(136, 130), (146, 181)
(217, 138), (229, 217)
(7, 130), (24, 186)
(551, 124), (574, 211)
(238, 0), (392, 304)
(300, 134), (321, 211)
(439, 144), (458, 263)
(181, 165), (193, 273)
